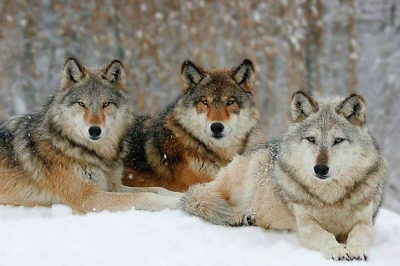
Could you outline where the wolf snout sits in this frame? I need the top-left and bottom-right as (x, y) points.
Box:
(210, 123), (224, 139)
(88, 126), (102, 140)
(314, 164), (330, 179)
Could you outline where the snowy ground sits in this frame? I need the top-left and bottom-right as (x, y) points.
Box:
(0, 206), (399, 266)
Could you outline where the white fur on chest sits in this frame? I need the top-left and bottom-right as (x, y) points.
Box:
(295, 202), (373, 236)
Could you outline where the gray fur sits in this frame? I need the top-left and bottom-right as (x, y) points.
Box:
(0, 59), (182, 212)
(182, 91), (387, 260)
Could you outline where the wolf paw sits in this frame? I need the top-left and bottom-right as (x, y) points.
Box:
(346, 245), (367, 261)
(230, 214), (256, 227)
(242, 214), (256, 226)
(163, 196), (182, 210)
(324, 246), (350, 261)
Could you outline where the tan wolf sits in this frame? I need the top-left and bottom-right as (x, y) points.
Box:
(122, 59), (262, 192)
(182, 91), (387, 260)
(0, 58), (181, 213)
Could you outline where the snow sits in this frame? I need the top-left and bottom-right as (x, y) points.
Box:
(1, 206), (399, 266)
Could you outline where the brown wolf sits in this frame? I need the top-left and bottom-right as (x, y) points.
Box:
(0, 58), (181, 213)
(122, 59), (262, 192)
(182, 91), (387, 260)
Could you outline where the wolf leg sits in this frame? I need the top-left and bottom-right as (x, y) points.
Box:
(295, 211), (349, 260)
(75, 191), (181, 213)
(182, 152), (259, 226)
(116, 185), (183, 198)
(345, 222), (373, 261)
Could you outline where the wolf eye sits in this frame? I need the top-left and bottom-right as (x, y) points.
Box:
(227, 100), (236, 106)
(334, 138), (345, 145)
(77, 102), (86, 108)
(306, 137), (316, 144)
(200, 99), (208, 106)
(103, 102), (112, 108)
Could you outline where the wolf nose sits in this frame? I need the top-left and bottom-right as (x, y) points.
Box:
(210, 123), (224, 134)
(314, 164), (329, 178)
(88, 126), (102, 138)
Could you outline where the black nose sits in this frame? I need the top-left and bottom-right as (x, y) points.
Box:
(210, 123), (224, 135)
(88, 126), (102, 138)
(314, 164), (329, 178)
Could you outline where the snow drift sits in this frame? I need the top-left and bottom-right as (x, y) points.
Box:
(0, 205), (399, 266)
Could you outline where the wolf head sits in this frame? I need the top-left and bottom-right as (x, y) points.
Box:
(174, 59), (259, 148)
(46, 58), (132, 151)
(279, 91), (384, 202)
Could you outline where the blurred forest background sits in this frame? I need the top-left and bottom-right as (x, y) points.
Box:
(0, 0), (399, 213)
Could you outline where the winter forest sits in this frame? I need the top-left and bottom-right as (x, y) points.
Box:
(0, 0), (399, 215)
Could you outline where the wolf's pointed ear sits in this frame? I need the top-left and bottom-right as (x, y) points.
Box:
(102, 60), (126, 89)
(181, 60), (204, 90)
(232, 59), (255, 93)
(291, 91), (319, 123)
(62, 58), (85, 84)
(336, 94), (366, 126)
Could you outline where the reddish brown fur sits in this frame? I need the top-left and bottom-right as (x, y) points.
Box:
(124, 164), (213, 192)
(123, 112), (221, 191)
(207, 107), (230, 122)
(0, 138), (98, 211)
(122, 109), (260, 192)
(197, 96), (239, 122)
(122, 60), (261, 192)
(0, 58), (181, 213)
(84, 109), (106, 125)
(317, 148), (329, 165)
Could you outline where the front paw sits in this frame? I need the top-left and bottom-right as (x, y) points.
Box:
(346, 245), (367, 261)
(242, 214), (256, 226)
(324, 246), (350, 261)
(163, 196), (182, 210)
(230, 214), (256, 227)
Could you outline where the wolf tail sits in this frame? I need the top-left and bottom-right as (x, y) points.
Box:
(181, 184), (242, 226)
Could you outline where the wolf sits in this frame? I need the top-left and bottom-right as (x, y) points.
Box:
(122, 59), (262, 192)
(182, 91), (387, 260)
(0, 58), (181, 213)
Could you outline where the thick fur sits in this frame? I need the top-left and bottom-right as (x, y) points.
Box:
(182, 91), (386, 260)
(122, 60), (262, 192)
(0, 58), (181, 213)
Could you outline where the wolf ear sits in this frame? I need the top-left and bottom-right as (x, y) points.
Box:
(181, 60), (204, 90)
(102, 60), (126, 89)
(336, 94), (366, 126)
(62, 58), (85, 83)
(232, 59), (255, 93)
(291, 91), (319, 123)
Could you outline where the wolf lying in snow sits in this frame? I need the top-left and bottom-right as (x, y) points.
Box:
(182, 91), (386, 260)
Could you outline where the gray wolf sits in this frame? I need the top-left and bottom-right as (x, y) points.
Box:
(0, 58), (181, 213)
(182, 91), (386, 260)
(122, 59), (262, 192)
